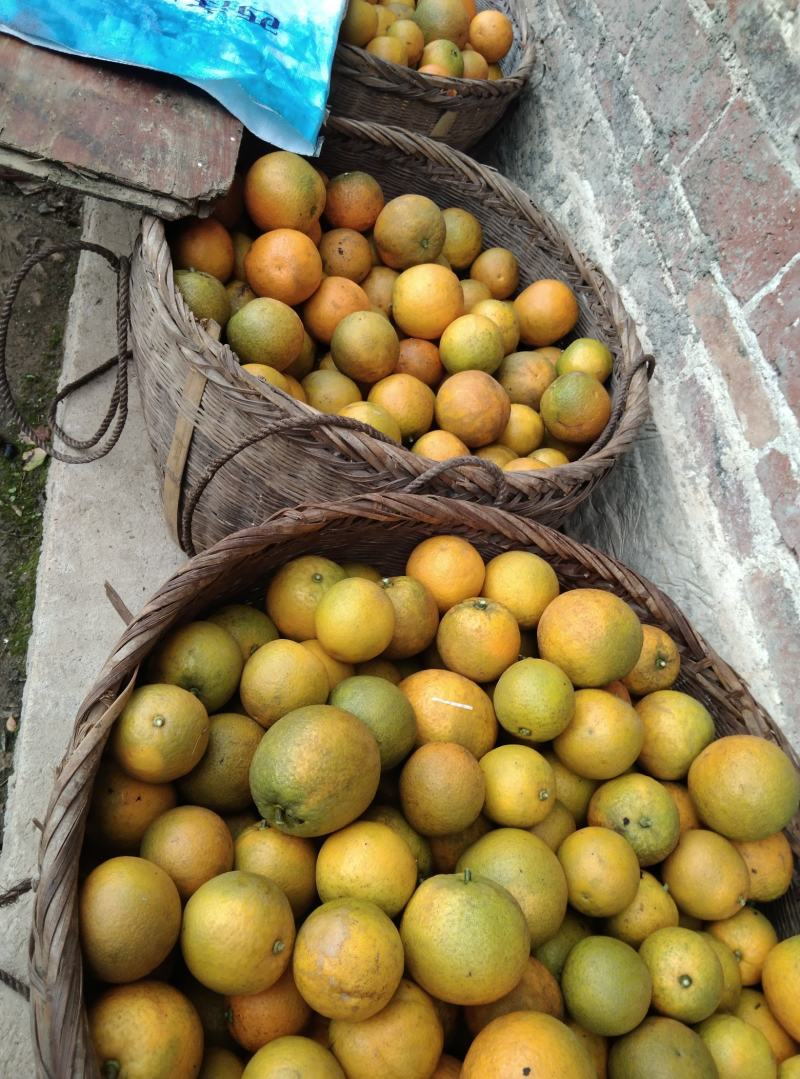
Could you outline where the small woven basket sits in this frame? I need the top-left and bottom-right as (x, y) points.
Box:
(330, 0), (536, 151)
(29, 493), (798, 1077)
(130, 116), (652, 555)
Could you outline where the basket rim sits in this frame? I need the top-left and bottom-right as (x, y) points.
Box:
(28, 492), (797, 1077)
(137, 115), (652, 550)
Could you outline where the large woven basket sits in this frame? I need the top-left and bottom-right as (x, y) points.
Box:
(30, 493), (798, 1077)
(330, 0), (536, 150)
(130, 116), (652, 555)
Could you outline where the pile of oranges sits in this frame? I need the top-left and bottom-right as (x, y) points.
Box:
(79, 535), (800, 1078)
(339, 0), (514, 81)
(170, 147), (615, 474)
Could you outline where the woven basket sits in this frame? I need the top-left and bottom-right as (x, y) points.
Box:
(29, 493), (798, 1077)
(330, 0), (536, 151)
(130, 116), (652, 555)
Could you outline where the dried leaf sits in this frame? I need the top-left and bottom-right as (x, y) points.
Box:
(21, 447), (47, 471)
(5, 715), (17, 733)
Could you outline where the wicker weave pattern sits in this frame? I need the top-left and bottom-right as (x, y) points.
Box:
(29, 493), (798, 1077)
(130, 117), (651, 555)
(330, 0), (536, 151)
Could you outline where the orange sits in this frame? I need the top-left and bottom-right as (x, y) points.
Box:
(362, 265), (398, 317)
(393, 263), (464, 338)
(284, 371), (307, 398)
(244, 229), (322, 305)
(661, 829), (750, 920)
(558, 827), (640, 917)
(177, 714), (269, 810)
(324, 172), (384, 233)
(529, 800), (577, 852)
(331, 309), (399, 382)
(544, 751), (598, 823)
(418, 62), (454, 75)
(462, 48), (490, 78)
(498, 402), (544, 455)
(213, 173), (244, 229)
(316, 820), (417, 916)
(487, 62), (503, 79)
(401, 870), (529, 1005)
(635, 689), (716, 779)
(474, 443), (516, 467)
(603, 870), (680, 947)
(366, 35), (409, 63)
(639, 927), (723, 1023)
(240, 363), (289, 393)
(88, 759), (177, 853)
(339, 400), (402, 441)
(602, 678), (633, 703)
(232, 231), (253, 281)
(543, 428), (587, 459)
(622, 623), (681, 695)
(406, 534), (486, 612)
(557, 337), (614, 381)
(566, 1023), (608, 1079)
(534, 909), (592, 979)
(420, 39), (464, 75)
(482, 550), (560, 629)
(224, 812), (259, 841)
(469, 247), (519, 299)
(182, 870), (294, 995)
(244, 152), (326, 233)
(457, 828), (567, 948)
(459, 0), (477, 15)
(266, 554), (345, 640)
(176, 269), (231, 325)
(689, 734), (800, 842)
(207, 604), (279, 661)
(701, 931), (744, 1013)
(319, 227), (374, 282)
(80, 856), (181, 983)
(340, 0), (379, 45)
(465, 957), (564, 1035)
(303, 369), (362, 412)
(498, 350), (557, 408)
(329, 673), (417, 768)
(415, 0), (469, 46)
(249, 704), (380, 836)
(708, 906), (778, 985)
(400, 667), (497, 757)
(141, 805), (233, 900)
(781, 1057), (800, 1077)
(733, 832), (794, 902)
(737, 987), (799, 1062)
(514, 279), (580, 346)
(436, 595), (520, 682)
(374, 194), (446, 269)
(314, 577), (396, 662)
(503, 457), (547, 472)
(368, 372), (436, 439)
(293, 898), (404, 1020)
(285, 330), (316, 380)
(480, 744), (555, 827)
(357, 658), (403, 682)
(429, 814), (492, 872)
(239, 638), (328, 729)
(553, 689), (644, 780)
(562, 935), (652, 1037)
(609, 1016), (718, 1078)
(461, 277), (492, 311)
(537, 587), (644, 686)
(89, 981), (204, 1079)
(227, 297), (305, 371)
(540, 371), (612, 443)
(303, 276), (371, 344)
(111, 684), (210, 783)
(660, 781), (701, 835)
(396, 337), (445, 386)
(146, 621), (243, 713)
(413, 429), (469, 460)
(329, 979), (443, 1079)
(463, 1011), (594, 1078)
(471, 298), (520, 355)
(698, 1014), (778, 1079)
(199, 1047), (244, 1079)
(234, 822), (317, 919)
(468, 10), (513, 62)
(172, 216), (234, 282)
(242, 1036), (345, 1078)
(588, 772), (680, 865)
(363, 802), (435, 879)
(441, 207), (483, 269)
(439, 312), (505, 374)
(388, 19), (426, 64)
(400, 741), (485, 836)
(434, 369), (511, 447)
(379, 575), (440, 659)
(227, 966), (311, 1052)
(530, 447), (569, 467)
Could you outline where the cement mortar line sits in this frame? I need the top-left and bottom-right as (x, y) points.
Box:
(742, 251), (800, 316)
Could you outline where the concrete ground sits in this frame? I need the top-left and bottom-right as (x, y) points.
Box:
(0, 198), (183, 1073)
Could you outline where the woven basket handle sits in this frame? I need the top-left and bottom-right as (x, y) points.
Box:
(0, 240), (131, 464)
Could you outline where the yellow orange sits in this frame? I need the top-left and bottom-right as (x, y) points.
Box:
(436, 596), (521, 682)
(244, 151), (326, 233)
(406, 534), (486, 612)
(393, 263), (464, 338)
(514, 279), (580, 346)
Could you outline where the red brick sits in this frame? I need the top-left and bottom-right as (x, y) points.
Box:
(680, 100), (798, 303)
(627, 7), (732, 157)
(745, 568), (800, 720)
(726, 1), (800, 136)
(756, 449), (800, 560)
(747, 258), (800, 424)
(687, 277), (780, 449)
(631, 150), (702, 290)
(598, 0), (663, 55)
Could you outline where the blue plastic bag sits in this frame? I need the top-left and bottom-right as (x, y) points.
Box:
(0, 0), (347, 154)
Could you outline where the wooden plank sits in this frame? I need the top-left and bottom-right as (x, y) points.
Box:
(0, 34), (243, 219)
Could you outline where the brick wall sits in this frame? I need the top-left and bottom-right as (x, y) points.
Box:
(486, 0), (799, 740)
